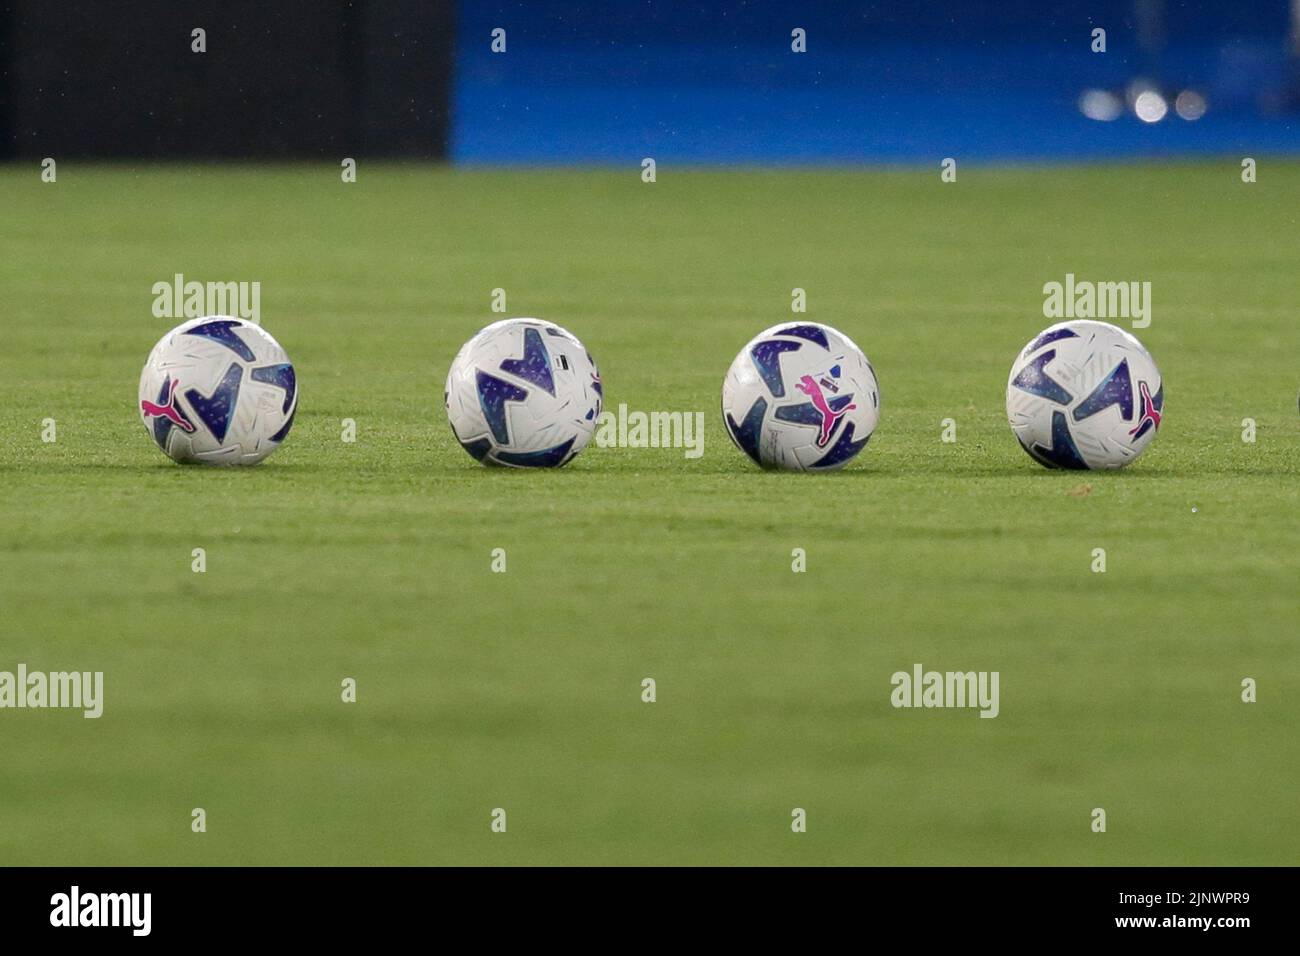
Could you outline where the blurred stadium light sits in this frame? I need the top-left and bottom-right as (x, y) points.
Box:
(452, 0), (1300, 164)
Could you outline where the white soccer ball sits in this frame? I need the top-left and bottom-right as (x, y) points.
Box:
(138, 316), (298, 465)
(1006, 319), (1164, 470)
(722, 322), (880, 471)
(445, 318), (603, 467)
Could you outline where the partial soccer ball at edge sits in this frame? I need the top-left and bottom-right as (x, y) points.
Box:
(445, 317), (603, 467)
(138, 316), (298, 465)
(1006, 319), (1163, 470)
(722, 322), (880, 471)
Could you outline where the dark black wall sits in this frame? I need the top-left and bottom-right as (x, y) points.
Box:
(0, 0), (453, 159)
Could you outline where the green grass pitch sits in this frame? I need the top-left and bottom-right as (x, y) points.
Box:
(0, 163), (1296, 865)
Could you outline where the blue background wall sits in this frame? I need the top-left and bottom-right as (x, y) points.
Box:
(453, 0), (1300, 164)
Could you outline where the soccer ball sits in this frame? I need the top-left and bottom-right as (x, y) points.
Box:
(722, 322), (880, 471)
(445, 318), (603, 467)
(1006, 320), (1163, 470)
(138, 316), (298, 465)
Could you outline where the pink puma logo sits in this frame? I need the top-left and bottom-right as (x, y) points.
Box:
(796, 374), (856, 447)
(1128, 380), (1161, 438)
(141, 378), (196, 432)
